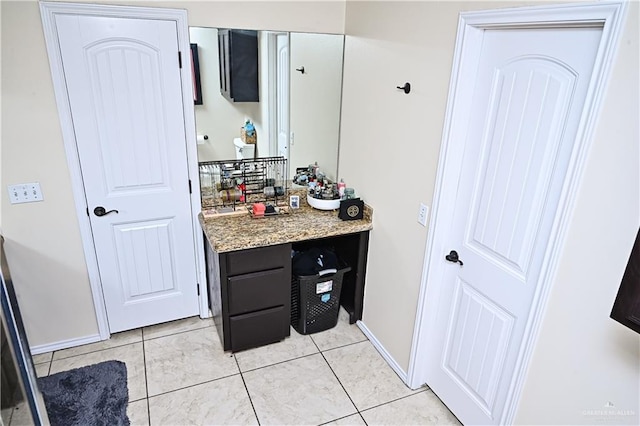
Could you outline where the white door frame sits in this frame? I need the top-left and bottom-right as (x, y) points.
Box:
(40, 1), (209, 341)
(268, 32), (279, 158)
(407, 1), (628, 423)
(268, 32), (291, 168)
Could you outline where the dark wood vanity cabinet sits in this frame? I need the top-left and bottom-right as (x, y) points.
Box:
(204, 229), (370, 353)
(218, 29), (259, 102)
(207, 243), (291, 352)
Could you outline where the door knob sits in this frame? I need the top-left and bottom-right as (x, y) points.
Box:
(94, 206), (119, 217)
(445, 250), (463, 266)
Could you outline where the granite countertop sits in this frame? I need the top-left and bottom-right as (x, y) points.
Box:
(199, 195), (373, 253)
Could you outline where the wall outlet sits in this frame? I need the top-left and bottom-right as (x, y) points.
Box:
(418, 203), (429, 226)
(8, 182), (44, 204)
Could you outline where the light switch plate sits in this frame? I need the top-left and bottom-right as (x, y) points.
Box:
(8, 182), (44, 204)
(418, 203), (428, 226)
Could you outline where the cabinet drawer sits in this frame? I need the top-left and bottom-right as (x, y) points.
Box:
(229, 306), (289, 352)
(227, 268), (289, 315)
(226, 244), (290, 276)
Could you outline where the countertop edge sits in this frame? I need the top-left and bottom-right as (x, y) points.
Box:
(199, 203), (373, 253)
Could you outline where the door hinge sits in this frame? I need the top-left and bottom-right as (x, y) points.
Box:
(188, 179), (192, 194)
(86, 207), (89, 216)
(178, 51), (182, 69)
(197, 283), (200, 296)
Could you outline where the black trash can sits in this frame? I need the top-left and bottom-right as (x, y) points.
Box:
(290, 247), (351, 335)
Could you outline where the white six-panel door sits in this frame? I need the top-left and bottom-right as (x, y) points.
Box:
(421, 25), (603, 425)
(55, 14), (199, 333)
(276, 33), (290, 162)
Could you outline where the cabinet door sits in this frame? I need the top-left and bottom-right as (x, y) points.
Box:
(226, 244), (290, 276)
(218, 30), (230, 98)
(228, 30), (259, 102)
(229, 306), (287, 351)
(227, 267), (289, 315)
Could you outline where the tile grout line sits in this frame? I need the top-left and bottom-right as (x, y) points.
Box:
(239, 349), (318, 374)
(317, 412), (368, 426)
(142, 323), (214, 343)
(51, 324), (213, 362)
(356, 388), (430, 415)
(239, 337), (368, 374)
(313, 336), (369, 353)
(140, 327), (151, 426)
(142, 371), (241, 400)
(235, 355), (261, 426)
(428, 387), (463, 425)
(51, 340), (140, 362)
(320, 338), (431, 420)
(317, 352), (356, 410)
(47, 351), (57, 376)
(318, 352), (366, 425)
(311, 336), (366, 425)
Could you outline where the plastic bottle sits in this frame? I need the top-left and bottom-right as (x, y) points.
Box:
(338, 178), (346, 198)
(244, 119), (255, 137)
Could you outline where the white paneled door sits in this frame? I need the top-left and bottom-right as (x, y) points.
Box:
(420, 26), (603, 424)
(276, 33), (290, 161)
(55, 14), (199, 332)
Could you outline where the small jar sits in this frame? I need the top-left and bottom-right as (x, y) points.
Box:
(344, 188), (355, 199)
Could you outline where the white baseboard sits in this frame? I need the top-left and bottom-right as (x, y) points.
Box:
(30, 333), (102, 355)
(356, 320), (408, 384)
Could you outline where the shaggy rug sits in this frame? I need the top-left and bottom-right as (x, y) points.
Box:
(37, 360), (130, 426)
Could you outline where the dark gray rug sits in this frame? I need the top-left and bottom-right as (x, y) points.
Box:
(37, 360), (130, 426)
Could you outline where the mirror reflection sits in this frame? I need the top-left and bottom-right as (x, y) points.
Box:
(189, 27), (344, 182)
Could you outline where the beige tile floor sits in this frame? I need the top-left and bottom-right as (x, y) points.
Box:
(25, 309), (460, 426)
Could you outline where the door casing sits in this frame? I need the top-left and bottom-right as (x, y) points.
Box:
(40, 1), (209, 341)
(407, 1), (628, 424)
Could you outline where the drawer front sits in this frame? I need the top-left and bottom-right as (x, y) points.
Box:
(226, 244), (291, 276)
(227, 268), (289, 315)
(229, 305), (289, 352)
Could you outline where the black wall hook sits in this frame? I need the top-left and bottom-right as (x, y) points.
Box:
(296, 66), (305, 74)
(397, 82), (411, 94)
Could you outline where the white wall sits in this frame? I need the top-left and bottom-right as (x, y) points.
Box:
(339, 1), (639, 424)
(340, 0), (470, 373)
(0, 0), (346, 348)
(289, 32), (344, 182)
(1, 0), (101, 345)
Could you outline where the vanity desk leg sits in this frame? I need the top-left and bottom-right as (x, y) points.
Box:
(204, 235), (227, 348)
(335, 231), (369, 324)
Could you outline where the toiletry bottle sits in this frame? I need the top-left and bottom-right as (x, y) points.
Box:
(244, 119), (255, 137)
(338, 179), (346, 199)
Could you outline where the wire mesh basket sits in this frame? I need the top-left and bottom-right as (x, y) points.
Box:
(291, 265), (351, 335)
(199, 156), (289, 212)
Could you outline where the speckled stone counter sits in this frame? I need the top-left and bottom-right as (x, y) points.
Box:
(199, 198), (373, 253)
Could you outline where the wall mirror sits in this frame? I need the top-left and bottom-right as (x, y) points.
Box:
(189, 27), (344, 183)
